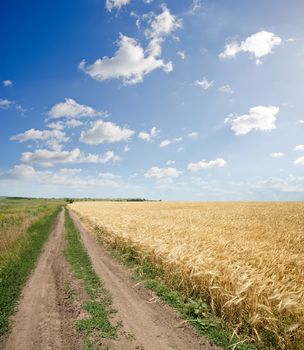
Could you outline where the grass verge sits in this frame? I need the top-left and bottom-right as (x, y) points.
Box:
(0, 206), (61, 337)
(93, 230), (257, 350)
(64, 209), (116, 348)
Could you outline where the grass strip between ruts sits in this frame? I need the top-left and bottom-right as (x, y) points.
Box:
(64, 209), (116, 349)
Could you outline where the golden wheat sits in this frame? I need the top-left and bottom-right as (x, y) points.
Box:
(70, 201), (304, 349)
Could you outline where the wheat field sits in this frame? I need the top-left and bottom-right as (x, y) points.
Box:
(70, 201), (304, 349)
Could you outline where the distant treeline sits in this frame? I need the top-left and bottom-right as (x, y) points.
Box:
(65, 198), (162, 202)
(1, 196), (161, 202)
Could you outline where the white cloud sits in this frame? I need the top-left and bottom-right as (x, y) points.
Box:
(220, 31), (282, 64)
(65, 119), (83, 128)
(10, 128), (69, 144)
(21, 148), (119, 167)
(159, 137), (182, 148)
(138, 126), (159, 141)
(123, 145), (130, 152)
(3, 80), (13, 87)
(145, 4), (182, 41)
(189, 0), (202, 14)
(294, 156), (304, 166)
(105, 0), (130, 11)
(188, 158), (227, 172)
(298, 120), (304, 124)
(177, 147), (184, 152)
(177, 51), (185, 59)
(2, 165), (122, 189)
(271, 152), (285, 158)
(46, 122), (64, 130)
(79, 34), (172, 85)
(294, 145), (304, 151)
(0, 99), (26, 113)
(144, 166), (181, 179)
(0, 98), (13, 109)
(80, 119), (134, 145)
(218, 84), (234, 94)
(79, 6), (181, 85)
(47, 98), (103, 119)
(195, 77), (213, 90)
(166, 160), (175, 165)
(46, 119), (83, 130)
(188, 132), (199, 138)
(225, 105), (279, 135)
(160, 139), (171, 147)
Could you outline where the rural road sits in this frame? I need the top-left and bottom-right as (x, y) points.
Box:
(70, 210), (219, 350)
(2, 209), (83, 350)
(2, 208), (220, 350)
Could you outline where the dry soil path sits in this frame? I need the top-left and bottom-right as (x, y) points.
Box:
(70, 209), (221, 350)
(2, 209), (83, 350)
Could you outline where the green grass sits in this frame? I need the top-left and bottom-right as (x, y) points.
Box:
(0, 206), (61, 337)
(64, 209), (116, 347)
(95, 235), (257, 350)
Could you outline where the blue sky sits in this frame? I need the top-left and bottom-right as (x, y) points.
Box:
(1, 0), (304, 200)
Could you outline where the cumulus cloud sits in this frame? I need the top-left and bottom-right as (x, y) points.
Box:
(159, 137), (182, 148)
(166, 160), (175, 165)
(294, 156), (304, 166)
(10, 128), (69, 144)
(0, 98), (13, 109)
(145, 4), (182, 41)
(220, 31), (282, 64)
(79, 35), (172, 85)
(144, 166), (181, 179)
(294, 145), (304, 151)
(195, 77), (213, 90)
(271, 152), (285, 158)
(188, 158), (227, 172)
(225, 105), (279, 135)
(138, 126), (159, 141)
(80, 120), (134, 145)
(218, 84), (234, 94)
(105, 0), (130, 11)
(79, 5), (181, 85)
(47, 98), (103, 119)
(3, 80), (13, 87)
(21, 148), (119, 167)
(46, 119), (83, 130)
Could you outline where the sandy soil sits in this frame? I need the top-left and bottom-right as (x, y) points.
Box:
(70, 210), (221, 350)
(2, 210), (85, 350)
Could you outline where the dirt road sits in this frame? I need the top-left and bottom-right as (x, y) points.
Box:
(2, 210), (84, 350)
(70, 210), (220, 350)
(2, 208), (221, 350)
